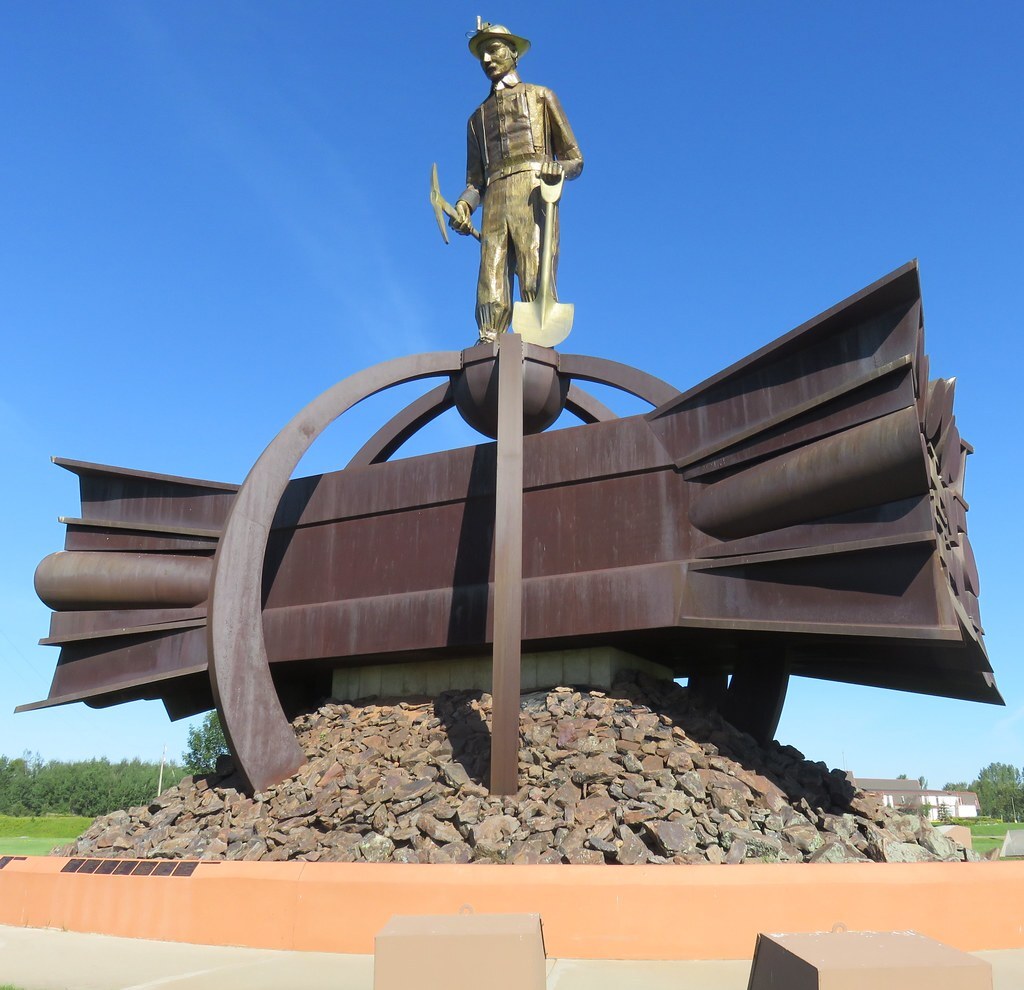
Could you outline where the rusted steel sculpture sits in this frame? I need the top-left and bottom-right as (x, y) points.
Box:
(25, 262), (999, 793)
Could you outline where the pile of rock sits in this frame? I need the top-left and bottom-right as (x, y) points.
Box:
(62, 674), (978, 865)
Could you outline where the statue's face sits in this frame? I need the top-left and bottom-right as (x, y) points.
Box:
(479, 39), (516, 81)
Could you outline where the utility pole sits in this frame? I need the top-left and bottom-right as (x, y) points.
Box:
(156, 743), (167, 798)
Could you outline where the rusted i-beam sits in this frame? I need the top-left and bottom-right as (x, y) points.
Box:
(490, 332), (525, 795)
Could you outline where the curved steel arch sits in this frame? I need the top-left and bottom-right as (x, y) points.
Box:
(558, 353), (679, 407)
(208, 350), (462, 792)
(348, 380), (619, 468)
(346, 382), (455, 469)
(564, 383), (617, 424)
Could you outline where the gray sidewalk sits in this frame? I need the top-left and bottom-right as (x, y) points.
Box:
(2, 925), (1022, 990)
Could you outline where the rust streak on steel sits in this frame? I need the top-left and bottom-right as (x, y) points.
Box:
(490, 332), (525, 796)
(208, 350), (462, 793)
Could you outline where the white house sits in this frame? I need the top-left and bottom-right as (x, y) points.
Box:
(850, 776), (980, 821)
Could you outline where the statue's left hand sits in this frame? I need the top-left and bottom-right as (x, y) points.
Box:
(540, 161), (564, 181)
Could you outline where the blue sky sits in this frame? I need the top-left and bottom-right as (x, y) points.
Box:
(1, 2), (1021, 790)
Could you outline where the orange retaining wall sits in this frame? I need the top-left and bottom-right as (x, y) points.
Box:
(1, 857), (1023, 960)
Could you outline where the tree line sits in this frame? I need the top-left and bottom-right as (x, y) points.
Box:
(943, 762), (1023, 822)
(0, 713), (228, 818)
(0, 753), (189, 818)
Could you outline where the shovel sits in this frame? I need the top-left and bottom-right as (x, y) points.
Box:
(513, 170), (573, 347)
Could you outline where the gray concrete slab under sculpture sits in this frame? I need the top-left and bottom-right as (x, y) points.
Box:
(3, 927), (1024, 990)
(330, 647), (672, 702)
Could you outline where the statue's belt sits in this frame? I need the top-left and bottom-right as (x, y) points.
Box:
(486, 155), (548, 184)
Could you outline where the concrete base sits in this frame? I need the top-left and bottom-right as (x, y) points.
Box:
(331, 647), (672, 702)
(374, 913), (546, 990)
(4, 857), (1024, 961)
(748, 931), (991, 989)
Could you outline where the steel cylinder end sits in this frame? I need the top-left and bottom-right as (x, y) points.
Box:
(34, 550), (212, 611)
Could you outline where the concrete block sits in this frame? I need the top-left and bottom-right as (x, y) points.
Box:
(748, 930), (992, 989)
(374, 912), (545, 990)
(332, 647), (673, 702)
(359, 665), (382, 699)
(564, 651), (590, 685)
(1000, 829), (1024, 858)
(521, 653), (539, 691)
(937, 823), (972, 849)
(425, 661), (450, 697)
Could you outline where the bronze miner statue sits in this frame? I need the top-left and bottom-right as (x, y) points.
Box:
(447, 19), (583, 346)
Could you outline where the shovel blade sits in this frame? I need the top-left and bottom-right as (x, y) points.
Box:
(512, 299), (574, 348)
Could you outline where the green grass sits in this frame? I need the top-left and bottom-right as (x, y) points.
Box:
(968, 820), (1024, 856)
(0, 837), (71, 856)
(0, 815), (92, 838)
(0, 815), (92, 856)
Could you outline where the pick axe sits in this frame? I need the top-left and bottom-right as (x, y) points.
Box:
(430, 163), (480, 243)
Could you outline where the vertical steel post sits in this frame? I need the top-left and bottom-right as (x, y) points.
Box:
(490, 332), (525, 795)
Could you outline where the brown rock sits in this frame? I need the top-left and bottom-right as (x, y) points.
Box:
(391, 776), (432, 802)
(724, 839), (748, 864)
(358, 833), (395, 862)
(587, 835), (617, 855)
(704, 844), (725, 864)
(509, 835), (555, 864)
(666, 751), (693, 772)
(441, 763), (472, 788)
(615, 826), (648, 865)
(721, 827), (781, 862)
(649, 789), (693, 815)
(570, 756), (619, 785)
(782, 823), (823, 854)
(417, 814), (462, 845)
(918, 827), (958, 860)
(469, 815), (517, 861)
(877, 840), (939, 863)
(429, 841), (473, 864)
(565, 847), (605, 865)
(808, 841), (850, 863)
(574, 795), (617, 829)
(61, 680), (959, 869)
(643, 820), (696, 857)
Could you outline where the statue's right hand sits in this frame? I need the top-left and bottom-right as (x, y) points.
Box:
(448, 201), (474, 236)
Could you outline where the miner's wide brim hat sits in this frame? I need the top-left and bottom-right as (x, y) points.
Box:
(468, 23), (531, 59)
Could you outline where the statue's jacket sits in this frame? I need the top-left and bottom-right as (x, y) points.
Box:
(459, 77), (583, 211)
